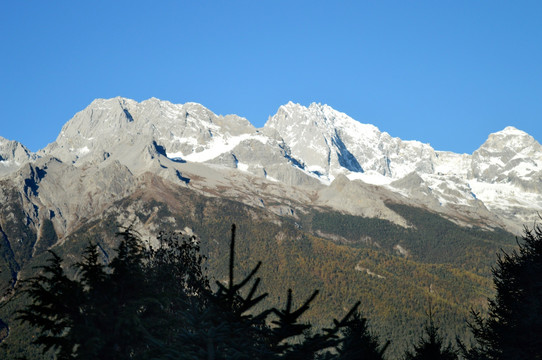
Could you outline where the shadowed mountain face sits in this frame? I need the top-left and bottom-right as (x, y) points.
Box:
(0, 97), (538, 357)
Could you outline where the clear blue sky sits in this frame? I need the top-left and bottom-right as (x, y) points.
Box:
(1, 1), (541, 153)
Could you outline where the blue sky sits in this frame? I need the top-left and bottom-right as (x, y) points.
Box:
(1, 1), (541, 153)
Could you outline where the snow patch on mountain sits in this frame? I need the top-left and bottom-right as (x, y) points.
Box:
(347, 171), (393, 186)
(469, 180), (542, 212)
(166, 133), (268, 163)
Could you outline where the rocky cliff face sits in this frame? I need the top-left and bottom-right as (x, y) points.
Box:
(0, 137), (35, 177)
(264, 102), (438, 181)
(40, 97), (254, 167)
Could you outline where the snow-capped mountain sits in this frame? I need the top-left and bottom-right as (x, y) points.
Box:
(264, 101), (437, 182)
(3, 97), (539, 357)
(40, 97), (254, 167)
(2, 97), (541, 234)
(38, 97), (324, 186)
(263, 101), (541, 231)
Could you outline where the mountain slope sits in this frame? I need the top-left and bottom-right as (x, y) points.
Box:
(0, 170), (516, 358)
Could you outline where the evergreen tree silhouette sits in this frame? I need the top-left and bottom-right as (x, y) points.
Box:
(16, 223), (390, 360)
(186, 224), (273, 359)
(464, 223), (542, 360)
(403, 307), (457, 360)
(267, 288), (319, 356)
(17, 229), (158, 359)
(16, 251), (83, 359)
(336, 310), (389, 360)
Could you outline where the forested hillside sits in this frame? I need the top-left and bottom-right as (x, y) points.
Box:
(0, 184), (518, 358)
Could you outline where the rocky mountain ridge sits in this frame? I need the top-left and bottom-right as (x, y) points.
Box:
(1, 97), (539, 234)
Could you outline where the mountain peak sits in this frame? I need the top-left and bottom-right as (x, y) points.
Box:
(479, 126), (540, 155)
(88, 96), (137, 108)
(0, 137), (34, 176)
(496, 126), (529, 137)
(308, 102), (325, 110)
(270, 101), (358, 130)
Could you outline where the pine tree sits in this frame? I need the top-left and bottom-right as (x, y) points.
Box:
(69, 243), (110, 359)
(336, 311), (389, 360)
(139, 229), (211, 358)
(404, 307), (457, 360)
(16, 251), (83, 359)
(267, 288), (319, 356)
(17, 223), (389, 360)
(17, 230), (157, 359)
(465, 223), (542, 360)
(192, 224), (272, 359)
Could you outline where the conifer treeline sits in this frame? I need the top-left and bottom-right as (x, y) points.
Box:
(7, 222), (542, 359)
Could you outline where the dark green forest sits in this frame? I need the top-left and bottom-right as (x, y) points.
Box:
(2, 221), (541, 359)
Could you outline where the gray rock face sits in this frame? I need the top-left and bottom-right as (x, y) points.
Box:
(40, 97), (255, 169)
(264, 102), (437, 180)
(39, 98), (321, 187)
(0, 137), (35, 177)
(8, 155), (136, 237)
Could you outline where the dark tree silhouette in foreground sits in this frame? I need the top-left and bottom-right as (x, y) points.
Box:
(16, 224), (389, 359)
(463, 223), (542, 360)
(403, 307), (457, 360)
(16, 252), (82, 359)
(17, 229), (160, 359)
(335, 310), (389, 360)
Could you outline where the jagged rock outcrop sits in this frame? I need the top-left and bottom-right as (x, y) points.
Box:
(0, 137), (35, 177)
